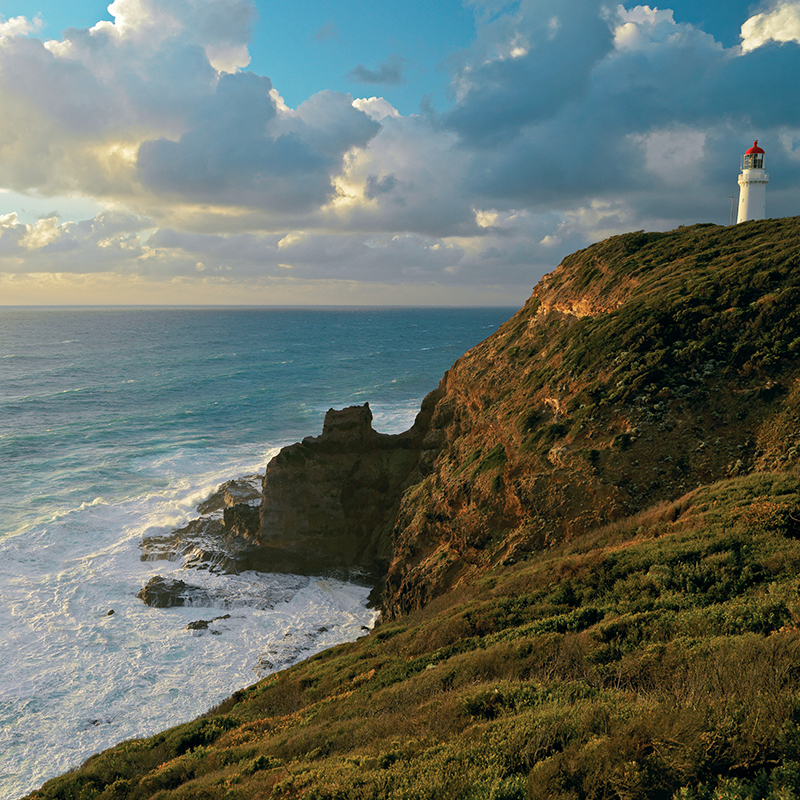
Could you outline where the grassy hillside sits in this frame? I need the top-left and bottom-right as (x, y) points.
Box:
(28, 472), (800, 799)
(26, 218), (800, 800)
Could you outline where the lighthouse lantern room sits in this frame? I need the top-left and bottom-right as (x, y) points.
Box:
(736, 141), (768, 224)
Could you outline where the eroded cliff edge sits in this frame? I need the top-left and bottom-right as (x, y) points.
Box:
(146, 218), (800, 620)
(252, 397), (442, 582)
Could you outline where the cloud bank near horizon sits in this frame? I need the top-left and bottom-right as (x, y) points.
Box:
(2, 0), (800, 305)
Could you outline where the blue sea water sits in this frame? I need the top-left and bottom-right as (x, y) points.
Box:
(0, 305), (516, 799)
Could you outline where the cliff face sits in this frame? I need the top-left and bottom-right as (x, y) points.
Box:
(380, 218), (800, 616)
(253, 399), (440, 582)
(250, 218), (800, 618)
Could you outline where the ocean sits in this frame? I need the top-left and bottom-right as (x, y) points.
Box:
(0, 305), (516, 799)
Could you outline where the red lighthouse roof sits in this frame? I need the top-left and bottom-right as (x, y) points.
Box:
(745, 140), (765, 154)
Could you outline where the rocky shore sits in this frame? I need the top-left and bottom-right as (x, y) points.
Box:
(139, 219), (800, 623)
(137, 399), (443, 607)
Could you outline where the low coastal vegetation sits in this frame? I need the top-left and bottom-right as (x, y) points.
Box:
(26, 218), (800, 799)
(27, 471), (800, 799)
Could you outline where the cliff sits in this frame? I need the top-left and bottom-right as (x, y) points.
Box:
(31, 216), (800, 800)
(154, 217), (800, 611)
(242, 218), (800, 619)
(381, 218), (800, 616)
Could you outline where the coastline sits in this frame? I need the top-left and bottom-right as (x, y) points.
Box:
(1, 307), (516, 798)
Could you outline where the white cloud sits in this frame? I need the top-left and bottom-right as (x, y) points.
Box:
(322, 112), (480, 237)
(631, 128), (707, 184)
(3, 0), (800, 303)
(610, 4), (724, 55)
(91, 0), (180, 40)
(205, 43), (250, 73)
(20, 216), (62, 249)
(613, 5), (679, 50)
(352, 97), (401, 121)
(0, 14), (42, 39)
(88, 0), (255, 68)
(741, 1), (800, 52)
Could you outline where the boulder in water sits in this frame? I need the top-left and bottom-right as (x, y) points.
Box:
(137, 575), (212, 608)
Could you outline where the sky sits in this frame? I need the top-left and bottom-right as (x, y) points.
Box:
(0, 1), (799, 306)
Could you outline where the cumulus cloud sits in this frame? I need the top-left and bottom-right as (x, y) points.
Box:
(0, 14), (42, 38)
(137, 76), (380, 211)
(323, 111), (481, 237)
(3, 0), (800, 303)
(741, 1), (800, 52)
(0, 0), (381, 220)
(612, 5), (720, 51)
(86, 0), (255, 70)
(444, 0), (615, 146)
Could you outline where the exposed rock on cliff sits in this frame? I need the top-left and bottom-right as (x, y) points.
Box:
(253, 400), (440, 581)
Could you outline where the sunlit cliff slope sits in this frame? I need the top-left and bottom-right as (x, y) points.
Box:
(382, 217), (800, 616)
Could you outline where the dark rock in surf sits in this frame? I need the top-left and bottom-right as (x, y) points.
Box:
(140, 516), (244, 573)
(197, 476), (262, 514)
(137, 575), (213, 608)
(186, 614), (231, 631)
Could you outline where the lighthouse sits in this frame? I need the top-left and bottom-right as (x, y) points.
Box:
(736, 140), (768, 223)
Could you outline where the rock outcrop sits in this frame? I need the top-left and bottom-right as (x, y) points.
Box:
(139, 476), (263, 573)
(253, 400), (441, 581)
(137, 399), (441, 604)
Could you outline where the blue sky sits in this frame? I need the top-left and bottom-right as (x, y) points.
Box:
(6, 0), (479, 113)
(4, 0), (761, 111)
(0, 0), (799, 305)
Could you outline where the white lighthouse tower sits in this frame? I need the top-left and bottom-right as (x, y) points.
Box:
(736, 140), (768, 223)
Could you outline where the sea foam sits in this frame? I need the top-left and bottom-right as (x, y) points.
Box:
(0, 306), (514, 798)
(0, 468), (376, 798)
